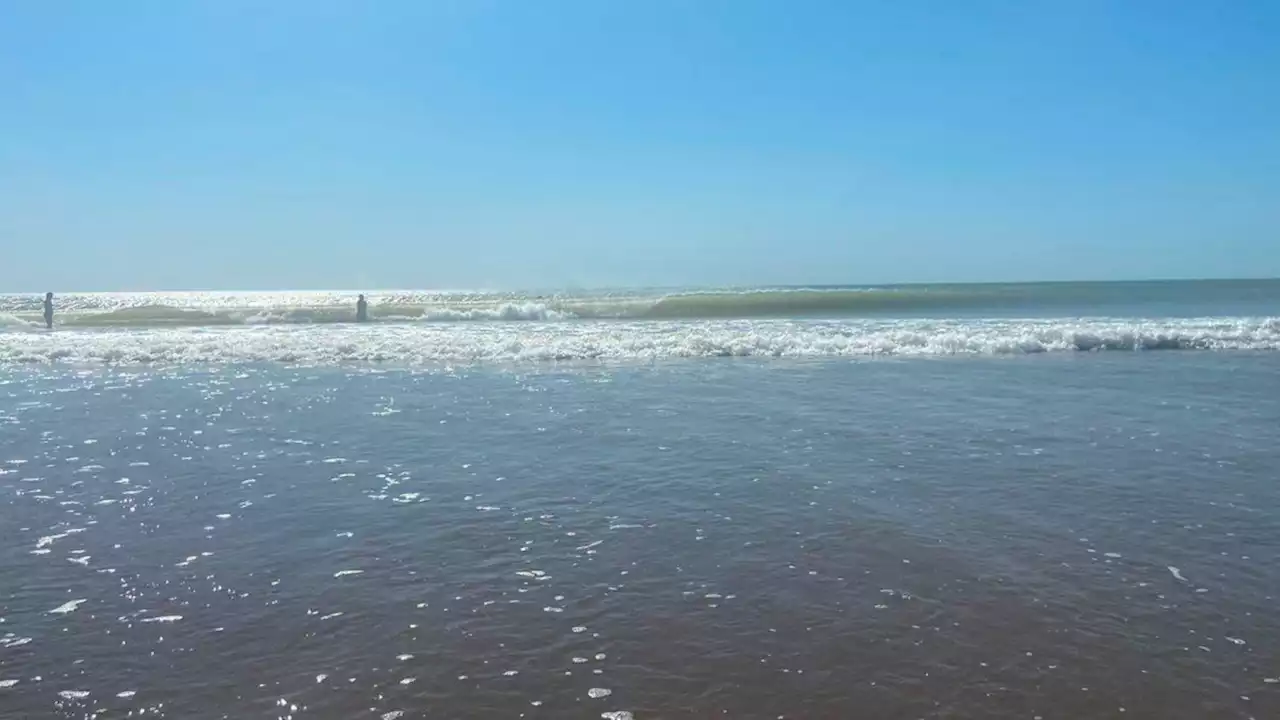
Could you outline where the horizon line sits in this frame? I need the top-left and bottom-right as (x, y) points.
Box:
(2, 276), (1279, 296)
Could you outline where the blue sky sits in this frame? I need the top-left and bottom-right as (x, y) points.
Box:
(2, 0), (1277, 291)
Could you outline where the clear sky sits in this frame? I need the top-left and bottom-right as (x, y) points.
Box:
(1, 0), (1277, 292)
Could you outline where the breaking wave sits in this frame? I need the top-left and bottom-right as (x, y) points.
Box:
(0, 314), (39, 329)
(2, 280), (1276, 327)
(2, 318), (1277, 366)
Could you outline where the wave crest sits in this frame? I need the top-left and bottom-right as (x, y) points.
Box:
(3, 281), (1279, 326)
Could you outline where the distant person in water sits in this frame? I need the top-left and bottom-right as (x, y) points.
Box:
(43, 292), (54, 329)
(356, 294), (368, 323)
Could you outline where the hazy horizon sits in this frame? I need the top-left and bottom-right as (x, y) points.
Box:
(4, 274), (1280, 298)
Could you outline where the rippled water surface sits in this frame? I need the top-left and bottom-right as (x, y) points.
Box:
(2, 354), (1279, 719)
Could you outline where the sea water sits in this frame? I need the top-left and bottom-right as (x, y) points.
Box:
(1, 281), (1278, 718)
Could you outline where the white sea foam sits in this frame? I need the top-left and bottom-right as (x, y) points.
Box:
(2, 316), (1277, 365)
(49, 599), (87, 614)
(417, 303), (574, 322)
(37, 533), (69, 548)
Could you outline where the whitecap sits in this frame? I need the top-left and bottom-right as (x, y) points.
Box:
(37, 533), (68, 548)
(333, 570), (363, 577)
(588, 688), (612, 699)
(49, 599), (87, 614)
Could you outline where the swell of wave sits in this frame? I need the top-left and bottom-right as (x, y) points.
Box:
(0, 289), (1061, 327)
(0, 313), (40, 329)
(25, 302), (579, 327)
(3, 281), (1279, 326)
(69, 305), (228, 326)
(638, 289), (999, 319)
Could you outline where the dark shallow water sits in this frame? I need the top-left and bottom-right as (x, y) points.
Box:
(2, 354), (1279, 719)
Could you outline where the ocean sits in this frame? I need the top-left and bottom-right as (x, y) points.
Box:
(1, 279), (1278, 719)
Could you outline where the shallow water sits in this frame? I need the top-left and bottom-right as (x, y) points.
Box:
(2, 354), (1279, 718)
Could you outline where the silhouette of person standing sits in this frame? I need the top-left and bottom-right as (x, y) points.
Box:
(356, 294), (369, 323)
(43, 292), (54, 329)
